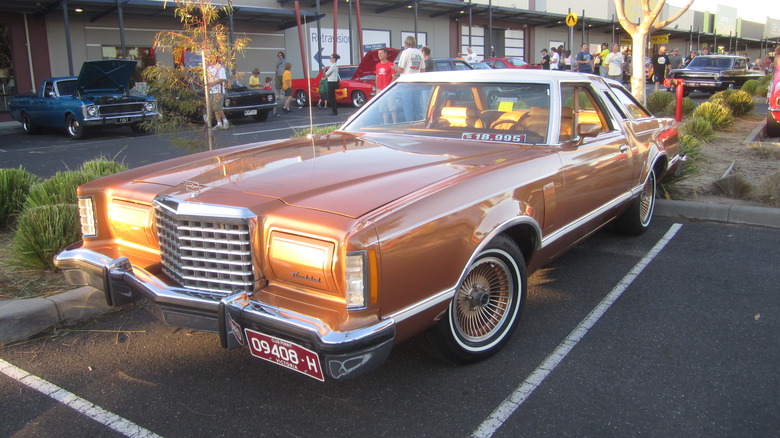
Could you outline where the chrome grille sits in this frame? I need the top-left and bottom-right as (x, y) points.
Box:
(154, 197), (254, 295)
(99, 103), (145, 115)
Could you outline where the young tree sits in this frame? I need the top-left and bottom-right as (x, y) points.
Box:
(142, 0), (248, 150)
(614, 0), (693, 102)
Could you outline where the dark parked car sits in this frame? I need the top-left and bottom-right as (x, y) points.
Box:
(221, 80), (276, 122)
(483, 57), (542, 70)
(431, 58), (474, 71)
(55, 70), (683, 381)
(667, 55), (764, 95)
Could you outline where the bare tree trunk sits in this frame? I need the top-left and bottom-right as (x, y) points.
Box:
(202, 50), (214, 151)
(631, 32), (648, 104)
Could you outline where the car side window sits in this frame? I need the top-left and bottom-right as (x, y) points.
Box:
(734, 58), (746, 69)
(559, 84), (613, 141)
(43, 82), (54, 97)
(609, 85), (651, 120)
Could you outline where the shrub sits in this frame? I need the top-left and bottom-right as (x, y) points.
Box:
(664, 97), (697, 118)
(12, 204), (80, 270)
(679, 134), (703, 162)
(23, 171), (94, 210)
(756, 171), (780, 207)
(724, 90), (754, 117)
(755, 83), (769, 98)
(741, 79), (760, 96)
(758, 74), (772, 88)
(681, 116), (715, 142)
(692, 101), (733, 130)
(293, 123), (341, 138)
(80, 157), (128, 179)
(647, 91), (675, 115)
(0, 167), (41, 230)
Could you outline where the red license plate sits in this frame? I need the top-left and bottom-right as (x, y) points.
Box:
(245, 328), (324, 381)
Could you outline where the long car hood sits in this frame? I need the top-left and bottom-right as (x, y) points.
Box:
(77, 59), (137, 95)
(131, 132), (537, 218)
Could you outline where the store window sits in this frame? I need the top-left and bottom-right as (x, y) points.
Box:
(101, 46), (156, 83)
(0, 25), (16, 112)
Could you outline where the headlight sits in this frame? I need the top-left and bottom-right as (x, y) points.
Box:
(224, 97), (231, 107)
(86, 106), (98, 117)
(144, 101), (156, 112)
(346, 251), (367, 310)
(268, 94), (275, 103)
(78, 196), (97, 237)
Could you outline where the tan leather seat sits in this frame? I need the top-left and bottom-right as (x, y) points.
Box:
(437, 107), (483, 128)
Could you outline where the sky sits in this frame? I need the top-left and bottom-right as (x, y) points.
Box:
(666, 0), (774, 24)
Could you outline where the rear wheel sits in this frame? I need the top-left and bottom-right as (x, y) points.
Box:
(351, 90), (367, 108)
(66, 114), (86, 140)
(614, 169), (656, 235)
(767, 114), (780, 138)
(21, 112), (38, 135)
(295, 90), (308, 107)
(421, 235), (526, 364)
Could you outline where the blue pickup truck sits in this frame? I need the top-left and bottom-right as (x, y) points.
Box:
(9, 59), (160, 139)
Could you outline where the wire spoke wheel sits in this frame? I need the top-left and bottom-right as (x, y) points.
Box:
(453, 256), (513, 343)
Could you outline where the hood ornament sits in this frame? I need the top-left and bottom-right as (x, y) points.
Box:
(184, 180), (201, 198)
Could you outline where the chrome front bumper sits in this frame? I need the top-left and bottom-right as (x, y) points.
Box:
(54, 246), (395, 380)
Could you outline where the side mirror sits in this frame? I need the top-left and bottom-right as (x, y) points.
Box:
(46, 91), (56, 98)
(577, 123), (600, 138)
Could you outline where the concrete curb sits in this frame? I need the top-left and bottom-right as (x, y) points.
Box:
(656, 199), (780, 228)
(0, 121), (21, 135)
(0, 287), (109, 345)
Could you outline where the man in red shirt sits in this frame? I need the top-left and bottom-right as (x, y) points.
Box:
(375, 47), (397, 123)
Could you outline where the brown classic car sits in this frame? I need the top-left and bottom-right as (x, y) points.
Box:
(55, 70), (684, 381)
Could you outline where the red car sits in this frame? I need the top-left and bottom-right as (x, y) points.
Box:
(768, 66), (780, 138)
(292, 48), (400, 108)
(483, 57), (542, 70)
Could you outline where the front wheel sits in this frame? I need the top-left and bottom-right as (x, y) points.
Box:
(421, 235), (526, 364)
(351, 90), (367, 108)
(614, 169), (656, 235)
(295, 90), (308, 107)
(767, 114), (780, 138)
(66, 114), (86, 140)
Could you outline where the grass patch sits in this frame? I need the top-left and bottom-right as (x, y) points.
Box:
(0, 231), (68, 299)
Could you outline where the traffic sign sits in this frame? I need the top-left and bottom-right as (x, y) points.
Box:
(566, 12), (578, 27)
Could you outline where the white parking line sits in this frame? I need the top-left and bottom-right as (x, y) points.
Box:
(0, 358), (162, 438)
(472, 223), (683, 438)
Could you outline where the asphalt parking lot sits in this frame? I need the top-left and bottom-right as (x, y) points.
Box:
(2, 216), (778, 437)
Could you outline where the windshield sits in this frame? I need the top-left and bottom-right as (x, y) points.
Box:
(343, 81), (551, 144)
(508, 58), (529, 67)
(56, 80), (78, 96)
(686, 57), (732, 69)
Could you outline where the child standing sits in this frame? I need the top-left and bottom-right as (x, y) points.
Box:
(263, 76), (279, 116)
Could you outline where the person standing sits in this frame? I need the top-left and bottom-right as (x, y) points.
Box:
(598, 43), (610, 77)
(652, 45), (671, 91)
(325, 53), (340, 115)
(563, 50), (573, 71)
(263, 76), (279, 116)
(394, 36), (424, 121)
(605, 43), (624, 82)
(422, 46), (434, 72)
(465, 47), (478, 63)
(281, 62), (293, 113)
(540, 49), (551, 70)
(683, 50), (696, 67)
(669, 48), (683, 71)
(575, 44), (593, 73)
(557, 45), (565, 69)
(275, 52), (286, 99)
(376, 47), (396, 123)
(206, 58), (228, 129)
(249, 68), (261, 89)
(550, 47), (560, 70)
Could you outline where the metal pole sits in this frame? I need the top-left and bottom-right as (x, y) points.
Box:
(62, 0), (74, 75)
(355, 0), (364, 58)
(333, 0), (338, 56)
(117, 0), (126, 58)
(468, 1), (472, 49)
(568, 8), (572, 53)
(414, 2), (418, 45)
(315, 0), (322, 70)
(611, 14), (615, 45)
(23, 13), (36, 93)
(295, 1), (308, 74)
(488, 0), (493, 57)
(348, 0), (353, 62)
(581, 10), (585, 46)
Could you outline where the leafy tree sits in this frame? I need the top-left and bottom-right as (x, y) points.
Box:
(142, 0), (248, 150)
(614, 0), (693, 102)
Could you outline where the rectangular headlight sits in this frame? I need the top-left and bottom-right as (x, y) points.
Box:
(345, 251), (367, 310)
(78, 196), (97, 237)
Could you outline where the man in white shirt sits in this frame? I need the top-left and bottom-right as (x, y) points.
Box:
(465, 47), (479, 63)
(394, 36), (425, 121)
(550, 47), (560, 70)
(206, 59), (228, 129)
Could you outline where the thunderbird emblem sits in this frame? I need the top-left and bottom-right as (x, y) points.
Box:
(184, 180), (201, 197)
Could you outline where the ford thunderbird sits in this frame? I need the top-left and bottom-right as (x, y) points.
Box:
(55, 70), (683, 381)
